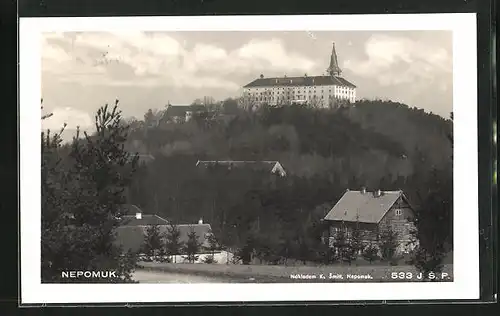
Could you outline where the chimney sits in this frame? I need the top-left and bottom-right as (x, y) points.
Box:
(135, 212), (142, 220)
(361, 187), (366, 194)
(198, 218), (203, 224)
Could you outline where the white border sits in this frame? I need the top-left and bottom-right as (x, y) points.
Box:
(19, 14), (479, 304)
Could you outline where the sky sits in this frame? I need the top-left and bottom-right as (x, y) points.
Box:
(41, 30), (453, 134)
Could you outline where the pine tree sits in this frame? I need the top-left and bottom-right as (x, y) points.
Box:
(41, 101), (139, 283)
(183, 229), (200, 263)
(277, 231), (295, 265)
(296, 236), (310, 265)
(236, 235), (255, 265)
(142, 224), (164, 260)
(253, 236), (273, 264)
(204, 229), (219, 264)
(164, 223), (183, 263)
(410, 168), (452, 279)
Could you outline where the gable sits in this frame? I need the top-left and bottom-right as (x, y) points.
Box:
(382, 195), (415, 220)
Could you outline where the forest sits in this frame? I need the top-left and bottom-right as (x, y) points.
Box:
(41, 98), (453, 282)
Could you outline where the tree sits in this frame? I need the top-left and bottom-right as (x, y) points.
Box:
(253, 236), (274, 264)
(41, 101), (139, 283)
(204, 229), (219, 264)
(409, 168), (452, 279)
(142, 224), (164, 259)
(379, 227), (398, 264)
(362, 243), (379, 264)
(296, 236), (311, 265)
(277, 230), (296, 265)
(183, 229), (201, 263)
(347, 217), (364, 263)
(333, 226), (352, 264)
(164, 223), (183, 263)
(236, 235), (255, 265)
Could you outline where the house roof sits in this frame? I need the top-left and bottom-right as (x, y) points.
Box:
(114, 222), (213, 253)
(177, 224), (213, 246)
(119, 214), (169, 226)
(164, 104), (208, 118)
(195, 160), (287, 176)
(243, 75), (356, 89)
(118, 204), (145, 215)
(323, 190), (406, 224)
(164, 105), (190, 117)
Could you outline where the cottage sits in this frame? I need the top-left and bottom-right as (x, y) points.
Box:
(114, 205), (214, 254)
(160, 104), (208, 124)
(322, 189), (417, 254)
(195, 160), (287, 177)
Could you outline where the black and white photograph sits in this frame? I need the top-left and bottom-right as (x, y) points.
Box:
(20, 14), (479, 304)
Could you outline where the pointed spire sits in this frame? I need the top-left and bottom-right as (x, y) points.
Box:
(327, 42), (342, 77)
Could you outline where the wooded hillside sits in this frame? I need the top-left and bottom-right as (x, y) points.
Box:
(112, 99), (452, 257)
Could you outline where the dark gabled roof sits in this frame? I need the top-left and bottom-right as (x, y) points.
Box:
(323, 190), (408, 224)
(114, 222), (213, 253)
(195, 160), (287, 176)
(164, 104), (209, 118)
(165, 105), (190, 117)
(118, 204), (144, 216)
(243, 75), (356, 89)
(119, 214), (169, 226)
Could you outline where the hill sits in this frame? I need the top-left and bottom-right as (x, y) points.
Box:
(117, 100), (452, 254)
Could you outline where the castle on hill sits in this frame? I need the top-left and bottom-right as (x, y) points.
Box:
(241, 42), (356, 109)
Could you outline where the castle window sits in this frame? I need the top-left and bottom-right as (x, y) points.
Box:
(395, 209), (403, 216)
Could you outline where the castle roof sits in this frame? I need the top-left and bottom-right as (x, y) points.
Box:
(243, 75), (356, 89)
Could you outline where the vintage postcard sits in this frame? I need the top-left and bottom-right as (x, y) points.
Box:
(19, 14), (479, 304)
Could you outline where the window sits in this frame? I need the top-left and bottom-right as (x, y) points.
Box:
(395, 209), (403, 216)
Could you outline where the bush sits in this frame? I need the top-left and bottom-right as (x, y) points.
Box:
(362, 244), (379, 264)
(203, 254), (217, 264)
(379, 228), (398, 264)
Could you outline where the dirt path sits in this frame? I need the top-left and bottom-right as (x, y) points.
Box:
(132, 269), (229, 283)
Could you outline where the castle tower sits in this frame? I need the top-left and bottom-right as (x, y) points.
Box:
(326, 42), (342, 77)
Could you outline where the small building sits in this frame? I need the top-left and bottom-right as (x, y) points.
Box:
(160, 104), (208, 124)
(322, 189), (416, 254)
(114, 205), (214, 254)
(195, 160), (287, 177)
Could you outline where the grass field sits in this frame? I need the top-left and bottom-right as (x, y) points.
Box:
(137, 261), (453, 283)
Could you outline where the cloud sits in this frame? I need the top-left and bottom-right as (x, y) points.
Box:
(41, 32), (317, 91)
(343, 34), (452, 88)
(41, 107), (94, 131)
